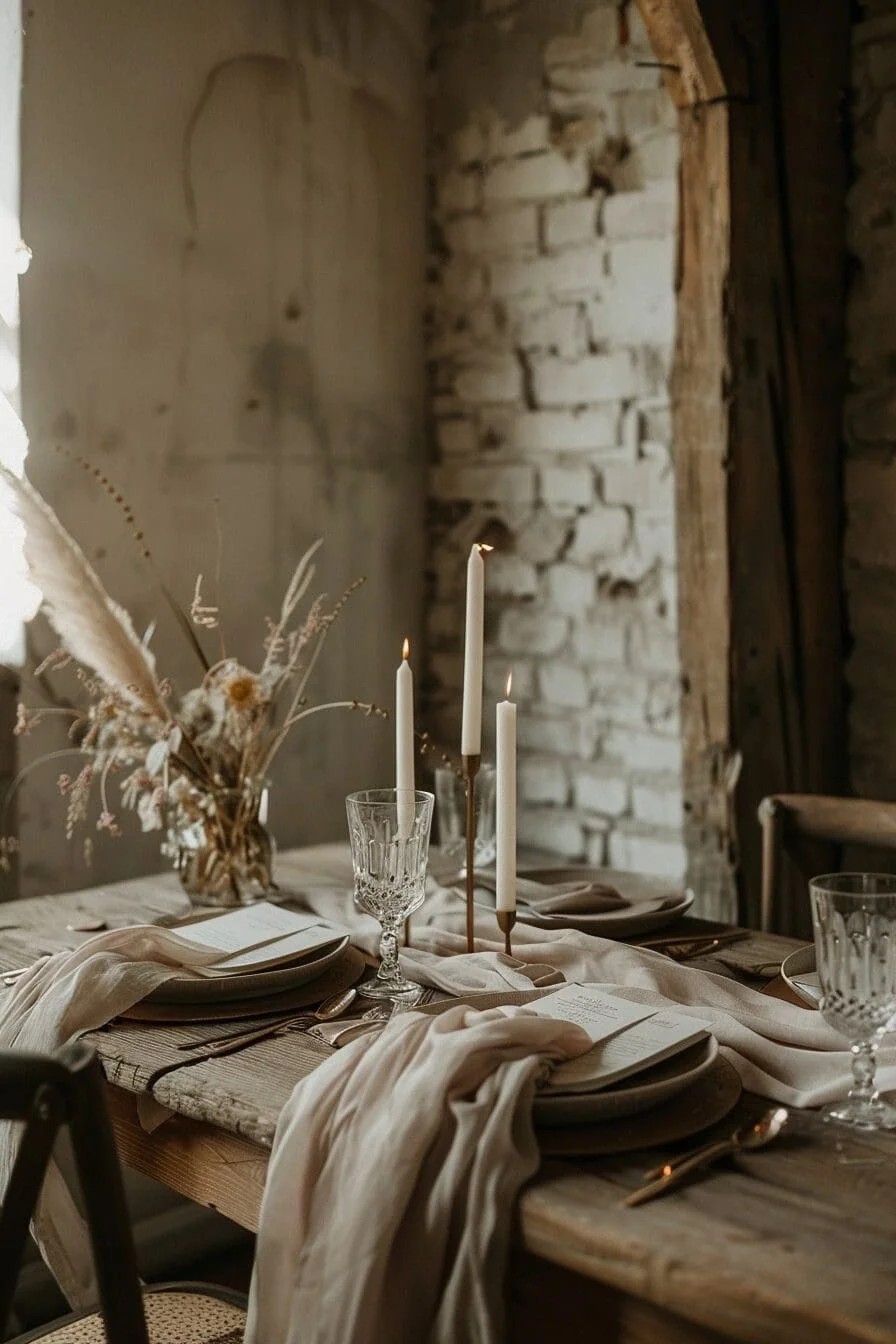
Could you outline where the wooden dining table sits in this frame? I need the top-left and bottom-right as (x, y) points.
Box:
(3, 847), (896, 1344)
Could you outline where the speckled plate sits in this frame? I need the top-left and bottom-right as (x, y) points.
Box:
(144, 934), (350, 1004)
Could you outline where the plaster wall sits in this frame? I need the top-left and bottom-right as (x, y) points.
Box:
(16, 0), (426, 895)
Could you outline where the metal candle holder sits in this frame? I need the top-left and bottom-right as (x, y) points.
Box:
(496, 908), (516, 958)
(462, 753), (479, 954)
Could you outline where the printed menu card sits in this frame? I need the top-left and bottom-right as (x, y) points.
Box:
(523, 984), (712, 1094)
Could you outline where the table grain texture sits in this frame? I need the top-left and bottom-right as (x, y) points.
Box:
(4, 849), (896, 1344)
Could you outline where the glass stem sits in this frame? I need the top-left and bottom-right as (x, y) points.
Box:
(849, 1038), (880, 1109)
(378, 921), (401, 985)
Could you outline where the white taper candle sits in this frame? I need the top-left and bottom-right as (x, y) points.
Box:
(495, 671), (516, 913)
(396, 638), (415, 838)
(461, 543), (491, 757)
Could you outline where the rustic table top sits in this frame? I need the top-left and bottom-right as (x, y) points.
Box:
(4, 848), (896, 1344)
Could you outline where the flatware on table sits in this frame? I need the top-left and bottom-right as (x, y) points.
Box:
(636, 930), (750, 961)
(624, 1106), (790, 1207)
(174, 987), (360, 1050)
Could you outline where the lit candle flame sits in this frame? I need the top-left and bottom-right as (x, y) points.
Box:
(402, 637), (410, 661)
(505, 669), (513, 699)
(478, 543), (494, 554)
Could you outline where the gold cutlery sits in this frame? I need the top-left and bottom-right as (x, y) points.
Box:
(624, 1107), (789, 1207)
(174, 987), (359, 1051)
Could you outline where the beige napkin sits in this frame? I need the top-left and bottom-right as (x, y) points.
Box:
(472, 869), (628, 915)
(245, 1004), (590, 1344)
(0, 926), (223, 1308)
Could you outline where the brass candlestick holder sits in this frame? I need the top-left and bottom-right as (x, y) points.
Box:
(496, 909), (516, 958)
(462, 753), (480, 954)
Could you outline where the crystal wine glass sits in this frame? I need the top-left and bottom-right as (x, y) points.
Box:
(346, 789), (434, 1002)
(810, 873), (896, 1130)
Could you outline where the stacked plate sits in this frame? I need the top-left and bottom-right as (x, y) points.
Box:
(499, 866), (693, 937)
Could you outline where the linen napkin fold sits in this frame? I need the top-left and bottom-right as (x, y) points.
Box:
(245, 1004), (590, 1344)
(0, 926), (224, 1308)
(471, 869), (628, 915)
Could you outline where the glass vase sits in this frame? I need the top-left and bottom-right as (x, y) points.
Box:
(164, 778), (274, 907)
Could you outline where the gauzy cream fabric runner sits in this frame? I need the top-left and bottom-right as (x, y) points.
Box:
(277, 845), (896, 1109)
(245, 1005), (589, 1344)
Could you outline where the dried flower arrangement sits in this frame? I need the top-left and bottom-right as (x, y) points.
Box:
(0, 463), (385, 903)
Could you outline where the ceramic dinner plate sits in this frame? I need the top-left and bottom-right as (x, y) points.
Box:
(780, 944), (822, 1008)
(532, 1035), (719, 1127)
(144, 933), (350, 1004)
(514, 866), (694, 938)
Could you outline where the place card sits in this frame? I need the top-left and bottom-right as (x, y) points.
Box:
(171, 902), (348, 976)
(523, 983), (711, 1094)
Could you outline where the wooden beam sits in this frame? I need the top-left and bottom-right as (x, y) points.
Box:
(637, 0), (849, 929)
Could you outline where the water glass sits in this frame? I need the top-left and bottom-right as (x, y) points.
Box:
(346, 789), (434, 1002)
(810, 873), (896, 1130)
(434, 764), (497, 867)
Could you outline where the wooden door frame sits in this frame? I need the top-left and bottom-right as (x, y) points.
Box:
(635, 0), (849, 927)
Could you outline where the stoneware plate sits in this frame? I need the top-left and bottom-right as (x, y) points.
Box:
(514, 866), (694, 938)
(144, 933), (350, 1004)
(780, 944), (822, 1008)
(536, 1055), (741, 1157)
(533, 1035), (719, 1127)
(122, 945), (366, 1022)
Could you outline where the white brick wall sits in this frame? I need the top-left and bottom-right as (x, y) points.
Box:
(426, 0), (684, 880)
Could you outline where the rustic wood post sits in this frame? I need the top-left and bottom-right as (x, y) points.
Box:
(635, 0), (849, 930)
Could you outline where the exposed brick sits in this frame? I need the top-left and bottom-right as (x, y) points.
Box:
(511, 408), (619, 453)
(570, 505), (630, 558)
(629, 619), (679, 672)
(538, 660), (590, 709)
(544, 9), (619, 67)
(517, 710), (580, 755)
(436, 418), (477, 458)
(498, 607), (569, 656)
(540, 465), (594, 509)
(484, 152), (589, 205)
(515, 510), (573, 564)
(601, 457), (674, 511)
(451, 121), (486, 165)
(430, 463), (535, 505)
(546, 563), (595, 613)
(454, 355), (522, 404)
(487, 115), (551, 159)
(490, 244), (605, 299)
(519, 807), (586, 858)
(531, 352), (640, 406)
(608, 822), (687, 880)
(520, 756), (569, 806)
(544, 197), (600, 250)
(606, 236), (676, 291)
(440, 256), (486, 302)
(633, 509), (676, 565)
(485, 553), (538, 598)
(439, 168), (481, 216)
(573, 766), (628, 817)
(515, 305), (588, 359)
(572, 613), (628, 664)
(632, 775), (684, 828)
(443, 206), (539, 256)
(603, 187), (677, 240)
(603, 727), (682, 773)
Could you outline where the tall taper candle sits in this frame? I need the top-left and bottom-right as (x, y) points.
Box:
(495, 671), (517, 913)
(396, 638), (415, 839)
(461, 543), (491, 757)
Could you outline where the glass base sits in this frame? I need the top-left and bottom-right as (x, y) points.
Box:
(359, 975), (422, 1002)
(820, 1096), (896, 1131)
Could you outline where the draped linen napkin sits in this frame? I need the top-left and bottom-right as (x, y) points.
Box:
(0, 926), (222, 1308)
(275, 845), (896, 1109)
(245, 1004), (590, 1344)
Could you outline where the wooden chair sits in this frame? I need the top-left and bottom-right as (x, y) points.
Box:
(0, 1041), (247, 1344)
(758, 793), (896, 933)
